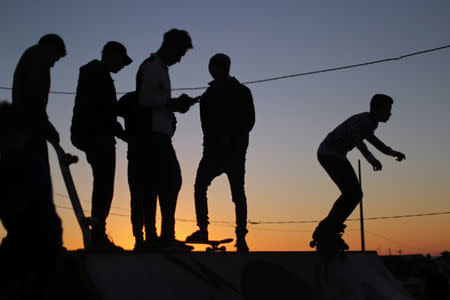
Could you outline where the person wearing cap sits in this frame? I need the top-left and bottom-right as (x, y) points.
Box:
(186, 53), (255, 252)
(134, 29), (197, 250)
(71, 41), (132, 251)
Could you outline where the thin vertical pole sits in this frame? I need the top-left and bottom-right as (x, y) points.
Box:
(358, 159), (366, 252)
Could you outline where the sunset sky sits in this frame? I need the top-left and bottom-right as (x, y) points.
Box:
(1, 0), (449, 255)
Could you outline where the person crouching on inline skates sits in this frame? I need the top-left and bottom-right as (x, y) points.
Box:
(311, 94), (405, 255)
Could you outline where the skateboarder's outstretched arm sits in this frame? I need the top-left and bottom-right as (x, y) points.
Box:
(366, 134), (405, 161)
(355, 140), (383, 171)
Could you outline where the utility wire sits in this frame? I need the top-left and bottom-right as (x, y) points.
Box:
(1, 44), (449, 94)
(54, 200), (450, 224)
(54, 204), (235, 224)
(173, 44), (450, 91)
(248, 211), (450, 225)
(55, 192), (129, 212)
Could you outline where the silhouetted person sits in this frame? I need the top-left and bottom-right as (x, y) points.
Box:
(71, 41), (132, 251)
(0, 101), (63, 299)
(186, 54), (255, 252)
(117, 91), (158, 250)
(8, 34), (65, 295)
(11, 33), (66, 169)
(311, 94), (405, 254)
(135, 29), (197, 250)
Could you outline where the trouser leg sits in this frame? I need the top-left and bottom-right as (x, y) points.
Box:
(226, 154), (248, 238)
(86, 145), (116, 236)
(128, 157), (144, 239)
(317, 154), (363, 226)
(143, 191), (158, 240)
(157, 139), (182, 240)
(194, 153), (223, 231)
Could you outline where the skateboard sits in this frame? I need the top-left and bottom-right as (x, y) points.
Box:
(50, 142), (92, 249)
(185, 238), (233, 252)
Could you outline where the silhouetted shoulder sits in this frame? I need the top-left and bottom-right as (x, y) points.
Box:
(240, 83), (251, 94)
(79, 59), (106, 76)
(229, 77), (252, 99)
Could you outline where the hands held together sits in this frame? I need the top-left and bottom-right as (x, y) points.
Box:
(171, 93), (200, 114)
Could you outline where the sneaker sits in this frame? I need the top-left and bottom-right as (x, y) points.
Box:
(235, 238), (249, 253)
(91, 234), (124, 252)
(185, 230), (209, 242)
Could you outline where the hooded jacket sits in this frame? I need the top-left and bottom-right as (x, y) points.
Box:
(200, 77), (255, 153)
(71, 60), (119, 150)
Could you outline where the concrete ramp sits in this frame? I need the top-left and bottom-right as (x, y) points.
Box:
(84, 251), (412, 300)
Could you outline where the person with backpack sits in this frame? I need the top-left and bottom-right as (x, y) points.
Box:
(117, 91), (158, 250)
(70, 41), (132, 251)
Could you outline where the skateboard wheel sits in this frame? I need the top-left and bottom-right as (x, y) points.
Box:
(309, 241), (316, 248)
(206, 247), (213, 252)
(220, 246), (226, 252)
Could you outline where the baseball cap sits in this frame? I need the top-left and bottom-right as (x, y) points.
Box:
(102, 41), (132, 66)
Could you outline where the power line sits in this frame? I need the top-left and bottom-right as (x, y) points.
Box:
(55, 205), (129, 217)
(54, 201), (450, 224)
(173, 44), (450, 91)
(1, 44), (449, 94)
(248, 211), (450, 225)
(54, 204), (235, 225)
(55, 192), (129, 212)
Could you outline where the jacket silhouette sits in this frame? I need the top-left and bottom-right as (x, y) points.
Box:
(201, 77), (255, 153)
(71, 59), (122, 150)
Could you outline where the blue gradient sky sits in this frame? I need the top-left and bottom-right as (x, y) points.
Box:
(1, 0), (449, 253)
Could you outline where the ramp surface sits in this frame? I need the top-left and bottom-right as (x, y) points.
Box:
(83, 251), (413, 300)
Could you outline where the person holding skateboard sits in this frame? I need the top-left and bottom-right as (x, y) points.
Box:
(0, 101), (64, 298)
(8, 33), (65, 254)
(70, 41), (132, 251)
(311, 94), (405, 254)
(11, 34), (66, 172)
(134, 29), (197, 250)
(186, 53), (255, 252)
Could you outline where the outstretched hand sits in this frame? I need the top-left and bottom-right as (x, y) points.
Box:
(393, 151), (406, 162)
